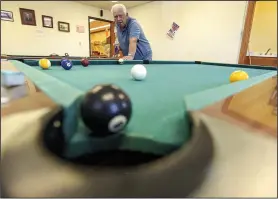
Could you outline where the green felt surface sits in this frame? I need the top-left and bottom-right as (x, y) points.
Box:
(12, 60), (276, 157)
(184, 71), (277, 111)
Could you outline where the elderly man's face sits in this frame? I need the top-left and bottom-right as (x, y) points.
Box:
(113, 9), (127, 26)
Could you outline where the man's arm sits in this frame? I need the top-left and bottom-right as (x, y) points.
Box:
(123, 22), (140, 60)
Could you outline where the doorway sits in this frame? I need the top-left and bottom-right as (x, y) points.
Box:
(88, 17), (116, 58)
(238, 1), (277, 67)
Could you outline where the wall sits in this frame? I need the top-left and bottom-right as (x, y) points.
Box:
(129, 1), (248, 63)
(1, 1), (113, 56)
(249, 1), (277, 54)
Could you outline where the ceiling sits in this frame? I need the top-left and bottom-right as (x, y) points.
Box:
(79, 1), (151, 10)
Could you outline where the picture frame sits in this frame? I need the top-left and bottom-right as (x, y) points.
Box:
(19, 8), (36, 26)
(42, 15), (53, 28)
(1, 10), (14, 22)
(58, 21), (70, 32)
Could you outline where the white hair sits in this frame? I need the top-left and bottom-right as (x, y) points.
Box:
(111, 4), (127, 14)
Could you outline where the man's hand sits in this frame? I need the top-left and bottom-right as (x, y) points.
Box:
(122, 55), (134, 60)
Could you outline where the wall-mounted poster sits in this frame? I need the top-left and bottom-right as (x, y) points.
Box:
(167, 22), (180, 39)
(76, 25), (85, 33)
(1, 10), (14, 22)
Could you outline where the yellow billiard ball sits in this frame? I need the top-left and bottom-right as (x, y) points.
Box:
(229, 70), (249, 83)
(39, 58), (51, 69)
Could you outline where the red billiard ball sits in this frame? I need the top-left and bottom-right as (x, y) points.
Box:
(81, 58), (89, 67)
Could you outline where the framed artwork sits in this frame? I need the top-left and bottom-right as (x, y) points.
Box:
(19, 8), (36, 26)
(42, 15), (53, 28)
(58, 21), (70, 32)
(1, 10), (14, 22)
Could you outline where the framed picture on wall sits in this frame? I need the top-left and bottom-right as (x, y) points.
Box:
(58, 21), (70, 32)
(42, 15), (53, 28)
(1, 10), (14, 22)
(19, 8), (36, 26)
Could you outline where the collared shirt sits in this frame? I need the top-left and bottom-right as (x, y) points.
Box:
(116, 17), (152, 60)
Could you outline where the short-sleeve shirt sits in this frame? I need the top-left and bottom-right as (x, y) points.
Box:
(116, 17), (152, 60)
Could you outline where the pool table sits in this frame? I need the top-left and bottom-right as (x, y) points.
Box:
(1, 59), (277, 197)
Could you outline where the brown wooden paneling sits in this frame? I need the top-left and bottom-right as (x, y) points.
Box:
(244, 56), (277, 67)
(201, 76), (277, 137)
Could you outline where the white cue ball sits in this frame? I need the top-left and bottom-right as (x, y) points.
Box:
(131, 64), (147, 81)
(118, 58), (124, 64)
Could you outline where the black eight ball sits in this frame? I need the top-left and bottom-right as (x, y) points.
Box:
(80, 84), (132, 137)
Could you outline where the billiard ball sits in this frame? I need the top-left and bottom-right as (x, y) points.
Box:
(230, 70), (249, 83)
(61, 58), (67, 65)
(131, 64), (147, 81)
(118, 58), (124, 64)
(80, 84), (132, 137)
(39, 58), (51, 69)
(81, 58), (89, 67)
(61, 59), (73, 70)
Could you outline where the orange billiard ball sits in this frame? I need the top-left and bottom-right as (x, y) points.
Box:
(229, 70), (249, 83)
